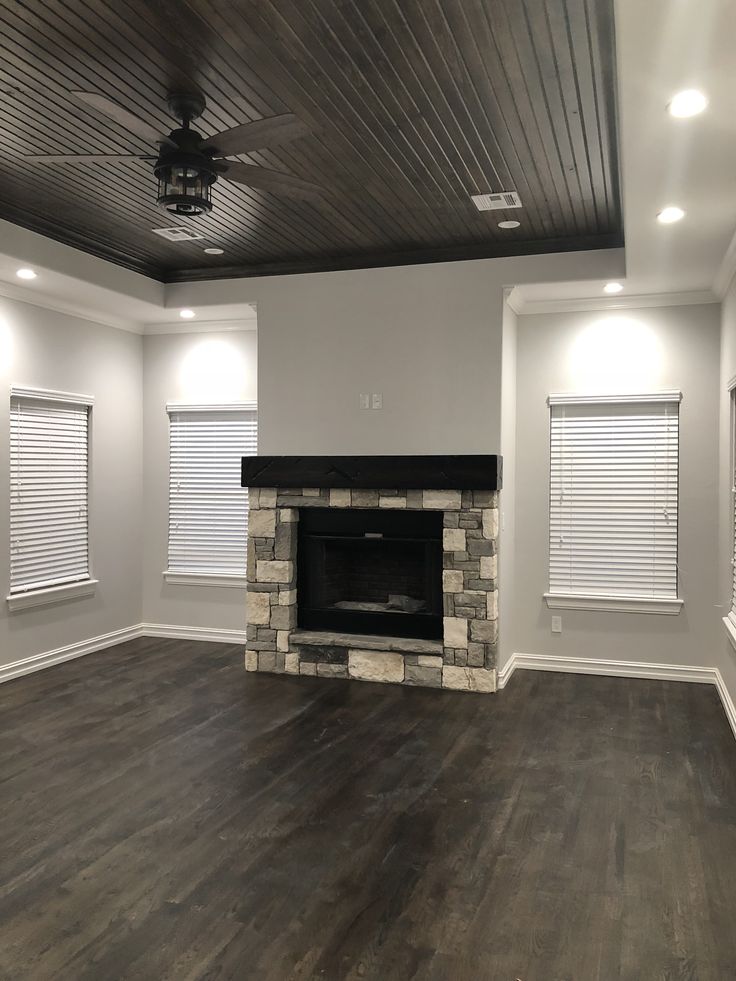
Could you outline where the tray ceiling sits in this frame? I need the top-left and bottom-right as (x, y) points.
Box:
(0, 0), (622, 282)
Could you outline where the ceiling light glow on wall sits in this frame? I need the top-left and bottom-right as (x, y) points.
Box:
(668, 89), (708, 118)
(657, 206), (685, 224)
(603, 282), (623, 294)
(179, 339), (248, 402)
(569, 317), (662, 391)
(16, 268), (37, 280)
(179, 309), (196, 319)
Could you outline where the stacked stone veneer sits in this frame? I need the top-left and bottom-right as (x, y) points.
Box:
(245, 487), (499, 692)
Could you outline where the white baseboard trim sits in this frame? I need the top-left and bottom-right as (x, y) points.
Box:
(138, 622), (247, 644)
(498, 652), (736, 741)
(715, 670), (736, 740)
(0, 624), (144, 684)
(499, 652), (718, 687)
(0, 622), (247, 685)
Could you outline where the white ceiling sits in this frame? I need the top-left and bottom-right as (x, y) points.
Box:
(513, 0), (736, 310)
(1, 0), (734, 320)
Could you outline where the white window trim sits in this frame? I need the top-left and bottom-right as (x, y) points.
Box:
(164, 401), (256, 586)
(6, 578), (99, 612)
(548, 390), (683, 406)
(547, 391), (682, 614)
(544, 592), (683, 615)
(162, 571), (248, 587)
(10, 384), (95, 406)
(8, 384), (96, 610)
(165, 402), (257, 413)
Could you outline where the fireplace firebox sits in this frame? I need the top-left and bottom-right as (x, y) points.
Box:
(297, 508), (443, 639)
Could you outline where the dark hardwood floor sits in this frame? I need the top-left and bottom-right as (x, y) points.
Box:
(1, 639), (735, 981)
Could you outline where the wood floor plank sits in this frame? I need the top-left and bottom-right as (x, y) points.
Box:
(0, 640), (735, 980)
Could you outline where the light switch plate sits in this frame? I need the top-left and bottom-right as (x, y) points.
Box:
(359, 393), (370, 409)
(372, 393), (383, 409)
(551, 615), (562, 634)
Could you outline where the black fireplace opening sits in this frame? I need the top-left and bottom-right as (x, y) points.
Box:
(297, 507), (443, 639)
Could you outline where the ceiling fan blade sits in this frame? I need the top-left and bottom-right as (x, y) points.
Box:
(221, 162), (326, 202)
(24, 154), (153, 163)
(203, 114), (310, 157)
(71, 91), (175, 147)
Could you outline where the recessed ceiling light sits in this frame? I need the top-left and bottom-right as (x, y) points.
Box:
(204, 247), (224, 255)
(603, 282), (623, 294)
(16, 267), (37, 280)
(179, 309), (196, 319)
(668, 89), (708, 118)
(498, 220), (520, 229)
(657, 206), (685, 224)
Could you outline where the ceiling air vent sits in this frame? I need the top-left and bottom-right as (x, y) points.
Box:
(471, 191), (522, 211)
(152, 226), (206, 242)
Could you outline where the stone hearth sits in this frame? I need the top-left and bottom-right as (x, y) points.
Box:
(244, 479), (500, 693)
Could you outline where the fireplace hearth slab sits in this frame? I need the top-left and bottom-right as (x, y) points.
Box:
(290, 629), (443, 656)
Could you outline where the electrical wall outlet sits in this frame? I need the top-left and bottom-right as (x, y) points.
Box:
(371, 393), (383, 410)
(359, 393), (370, 409)
(551, 615), (562, 634)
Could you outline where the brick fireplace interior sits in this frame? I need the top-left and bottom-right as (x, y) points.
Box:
(242, 455), (501, 693)
(297, 506), (443, 639)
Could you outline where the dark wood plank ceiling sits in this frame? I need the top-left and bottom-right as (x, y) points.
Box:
(0, 0), (622, 282)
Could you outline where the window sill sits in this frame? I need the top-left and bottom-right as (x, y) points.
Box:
(723, 614), (736, 653)
(7, 579), (98, 612)
(163, 571), (248, 588)
(544, 592), (684, 615)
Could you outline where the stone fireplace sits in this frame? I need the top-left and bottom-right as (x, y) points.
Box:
(242, 455), (501, 692)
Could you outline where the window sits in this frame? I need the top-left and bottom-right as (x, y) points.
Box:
(8, 386), (95, 611)
(165, 403), (257, 586)
(546, 392), (682, 614)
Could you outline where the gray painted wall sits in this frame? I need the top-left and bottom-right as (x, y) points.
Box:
(507, 303), (721, 672)
(498, 296), (517, 669)
(0, 297), (142, 670)
(718, 278), (736, 707)
(166, 250), (624, 457)
(141, 329), (258, 632)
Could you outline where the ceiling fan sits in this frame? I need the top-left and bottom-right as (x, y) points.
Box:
(24, 91), (325, 215)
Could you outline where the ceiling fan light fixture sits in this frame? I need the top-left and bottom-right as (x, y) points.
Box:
(154, 142), (217, 216)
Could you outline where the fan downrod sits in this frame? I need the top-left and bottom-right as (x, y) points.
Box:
(168, 92), (206, 126)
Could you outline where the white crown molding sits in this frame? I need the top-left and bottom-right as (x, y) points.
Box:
(143, 318), (257, 336)
(0, 281), (143, 334)
(498, 652), (736, 741)
(714, 227), (736, 299)
(509, 288), (718, 316)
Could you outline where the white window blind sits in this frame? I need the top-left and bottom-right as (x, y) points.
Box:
(10, 388), (92, 594)
(167, 404), (257, 577)
(548, 394), (680, 601)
